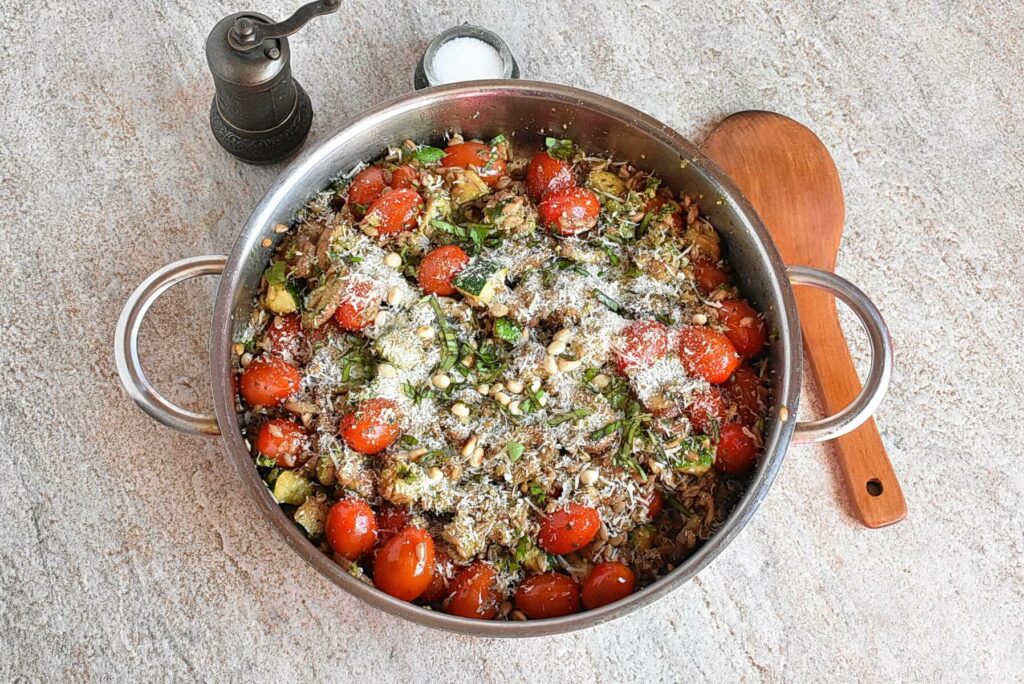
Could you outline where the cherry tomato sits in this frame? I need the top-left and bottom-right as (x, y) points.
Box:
(538, 186), (601, 236)
(646, 490), (663, 519)
(537, 503), (601, 555)
(716, 299), (766, 359)
(325, 498), (378, 560)
(644, 196), (683, 230)
(686, 387), (728, 435)
(390, 164), (417, 189)
(362, 188), (423, 236)
(375, 505), (412, 545)
(526, 151), (574, 200)
(418, 245), (470, 296)
(677, 326), (740, 385)
(724, 364), (767, 426)
(339, 398), (402, 455)
(347, 166), (386, 210)
(614, 320), (669, 376)
(334, 280), (380, 332)
(373, 527), (435, 601)
(255, 418), (309, 468)
(581, 562), (637, 610)
(442, 142), (506, 187)
(692, 258), (729, 293)
(306, 317), (341, 349)
(417, 548), (454, 604)
(446, 561), (502, 619)
(715, 423), (759, 474)
(265, 313), (303, 358)
(239, 356), (301, 407)
(514, 573), (581, 619)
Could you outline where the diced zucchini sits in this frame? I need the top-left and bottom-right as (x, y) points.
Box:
(493, 317), (522, 344)
(294, 497), (328, 538)
(451, 169), (489, 205)
(587, 170), (627, 197)
(272, 470), (313, 505)
(265, 281), (300, 314)
(422, 193), (452, 226)
(453, 259), (506, 306)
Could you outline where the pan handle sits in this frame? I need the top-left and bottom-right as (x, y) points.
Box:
(787, 266), (893, 444)
(114, 256), (227, 436)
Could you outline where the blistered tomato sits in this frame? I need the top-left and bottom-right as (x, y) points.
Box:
(325, 498), (378, 560)
(239, 356), (301, 407)
(514, 573), (581, 619)
(418, 245), (470, 296)
(538, 186), (601, 236)
(537, 503), (601, 555)
(255, 418), (308, 468)
(446, 561), (502, 619)
(526, 151), (574, 200)
(677, 326), (740, 384)
(339, 398), (402, 455)
(361, 188), (423, 236)
(581, 562), (637, 610)
(373, 527), (435, 601)
(716, 299), (766, 359)
(715, 423), (759, 474)
(614, 320), (669, 376)
(442, 142), (506, 186)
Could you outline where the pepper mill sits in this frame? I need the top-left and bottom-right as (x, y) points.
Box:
(206, 0), (341, 165)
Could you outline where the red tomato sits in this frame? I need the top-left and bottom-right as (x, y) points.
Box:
(581, 562), (637, 610)
(725, 364), (767, 425)
(677, 326), (741, 385)
(390, 164), (417, 189)
(239, 356), (301, 407)
(644, 196), (683, 230)
(347, 166), (386, 209)
(325, 498), (378, 560)
(339, 398), (402, 455)
(417, 548), (454, 604)
(526, 151), (575, 200)
(686, 387), (728, 435)
(306, 317), (341, 349)
(692, 258), (729, 293)
(614, 320), (669, 376)
(446, 561), (502, 619)
(537, 503), (601, 555)
(716, 299), (766, 359)
(255, 418), (309, 468)
(376, 505), (412, 545)
(715, 423), (759, 474)
(514, 573), (581, 619)
(265, 313), (303, 358)
(418, 245), (470, 296)
(538, 186), (601, 236)
(373, 527), (435, 601)
(334, 280), (380, 332)
(646, 490), (663, 519)
(442, 142), (506, 187)
(362, 188), (423, 236)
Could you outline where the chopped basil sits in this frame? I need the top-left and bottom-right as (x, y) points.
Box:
(507, 442), (525, 462)
(594, 289), (621, 312)
(265, 261), (288, 285)
(545, 137), (575, 161)
(547, 408), (591, 427)
(412, 145), (445, 165)
(494, 317), (522, 344)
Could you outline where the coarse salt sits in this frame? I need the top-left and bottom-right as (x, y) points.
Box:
(431, 37), (505, 85)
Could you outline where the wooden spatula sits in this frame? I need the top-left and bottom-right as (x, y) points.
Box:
(701, 110), (907, 528)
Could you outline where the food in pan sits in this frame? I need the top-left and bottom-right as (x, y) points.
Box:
(233, 132), (770, 619)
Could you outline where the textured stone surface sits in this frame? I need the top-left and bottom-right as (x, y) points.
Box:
(2, 0), (1022, 680)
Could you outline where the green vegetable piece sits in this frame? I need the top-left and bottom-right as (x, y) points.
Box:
(507, 442), (525, 462)
(593, 289), (621, 313)
(413, 146), (446, 165)
(587, 170), (627, 197)
(453, 258), (506, 306)
(265, 261), (288, 285)
(265, 281), (300, 314)
(671, 436), (716, 476)
(494, 317), (522, 344)
(294, 497), (328, 538)
(545, 137), (575, 161)
(272, 470), (313, 505)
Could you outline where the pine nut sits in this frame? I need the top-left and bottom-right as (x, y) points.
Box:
(530, 378), (542, 392)
(470, 446), (484, 467)
(415, 325), (435, 340)
(261, 237), (272, 248)
(544, 355), (559, 375)
(374, 310), (387, 327)
(274, 223), (288, 234)
(505, 379), (524, 394)
(580, 469), (599, 485)
(432, 374), (451, 389)
(451, 402), (470, 418)
(377, 363), (398, 378)
(386, 286), (404, 307)
(510, 610), (527, 621)
(692, 313), (708, 325)
(489, 383), (505, 396)
(476, 383), (491, 395)
(537, 393), (548, 407)
(557, 357), (582, 373)
(233, 343), (245, 356)
(779, 406), (790, 422)
(408, 447), (429, 460)
(427, 466), (443, 482)
(494, 392), (511, 406)
(553, 328), (572, 343)
(461, 436), (479, 458)
(383, 252), (402, 269)
(509, 400), (523, 416)
(546, 339), (566, 356)
(592, 373), (611, 389)
(240, 352), (253, 368)
(489, 302), (510, 317)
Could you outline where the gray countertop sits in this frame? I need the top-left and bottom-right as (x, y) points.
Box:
(2, 0), (1022, 680)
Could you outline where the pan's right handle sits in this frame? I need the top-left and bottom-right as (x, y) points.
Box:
(114, 256), (227, 436)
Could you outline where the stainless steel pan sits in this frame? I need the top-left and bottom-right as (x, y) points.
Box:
(115, 81), (892, 636)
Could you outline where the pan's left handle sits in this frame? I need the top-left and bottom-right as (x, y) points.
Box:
(114, 256), (227, 436)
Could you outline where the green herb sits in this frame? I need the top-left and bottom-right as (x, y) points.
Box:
(254, 454), (276, 468)
(493, 317), (522, 344)
(430, 219), (502, 254)
(661, 435), (715, 475)
(655, 313), (674, 325)
(507, 442), (525, 462)
(519, 386), (547, 414)
(398, 434), (420, 449)
(490, 134), (508, 146)
(265, 261), (288, 285)
(663, 491), (693, 517)
(473, 341), (508, 383)
(553, 257), (592, 277)
(589, 420), (623, 441)
(412, 145), (445, 165)
(428, 296), (459, 371)
(401, 381), (432, 405)
(344, 255), (364, 263)
(594, 289), (621, 312)
(527, 482), (547, 503)
(545, 137), (575, 161)
(582, 367), (601, 384)
(547, 408), (592, 427)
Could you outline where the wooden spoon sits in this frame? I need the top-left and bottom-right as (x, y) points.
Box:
(701, 111), (906, 528)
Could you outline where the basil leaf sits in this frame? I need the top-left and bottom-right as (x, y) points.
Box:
(265, 261), (288, 285)
(413, 146), (445, 164)
(507, 442), (525, 462)
(545, 137), (575, 161)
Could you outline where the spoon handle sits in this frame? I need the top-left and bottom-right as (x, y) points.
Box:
(798, 287), (907, 527)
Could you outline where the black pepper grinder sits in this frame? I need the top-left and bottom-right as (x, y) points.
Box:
(206, 0), (341, 165)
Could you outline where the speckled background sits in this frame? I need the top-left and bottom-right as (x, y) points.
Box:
(2, 0), (1022, 681)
